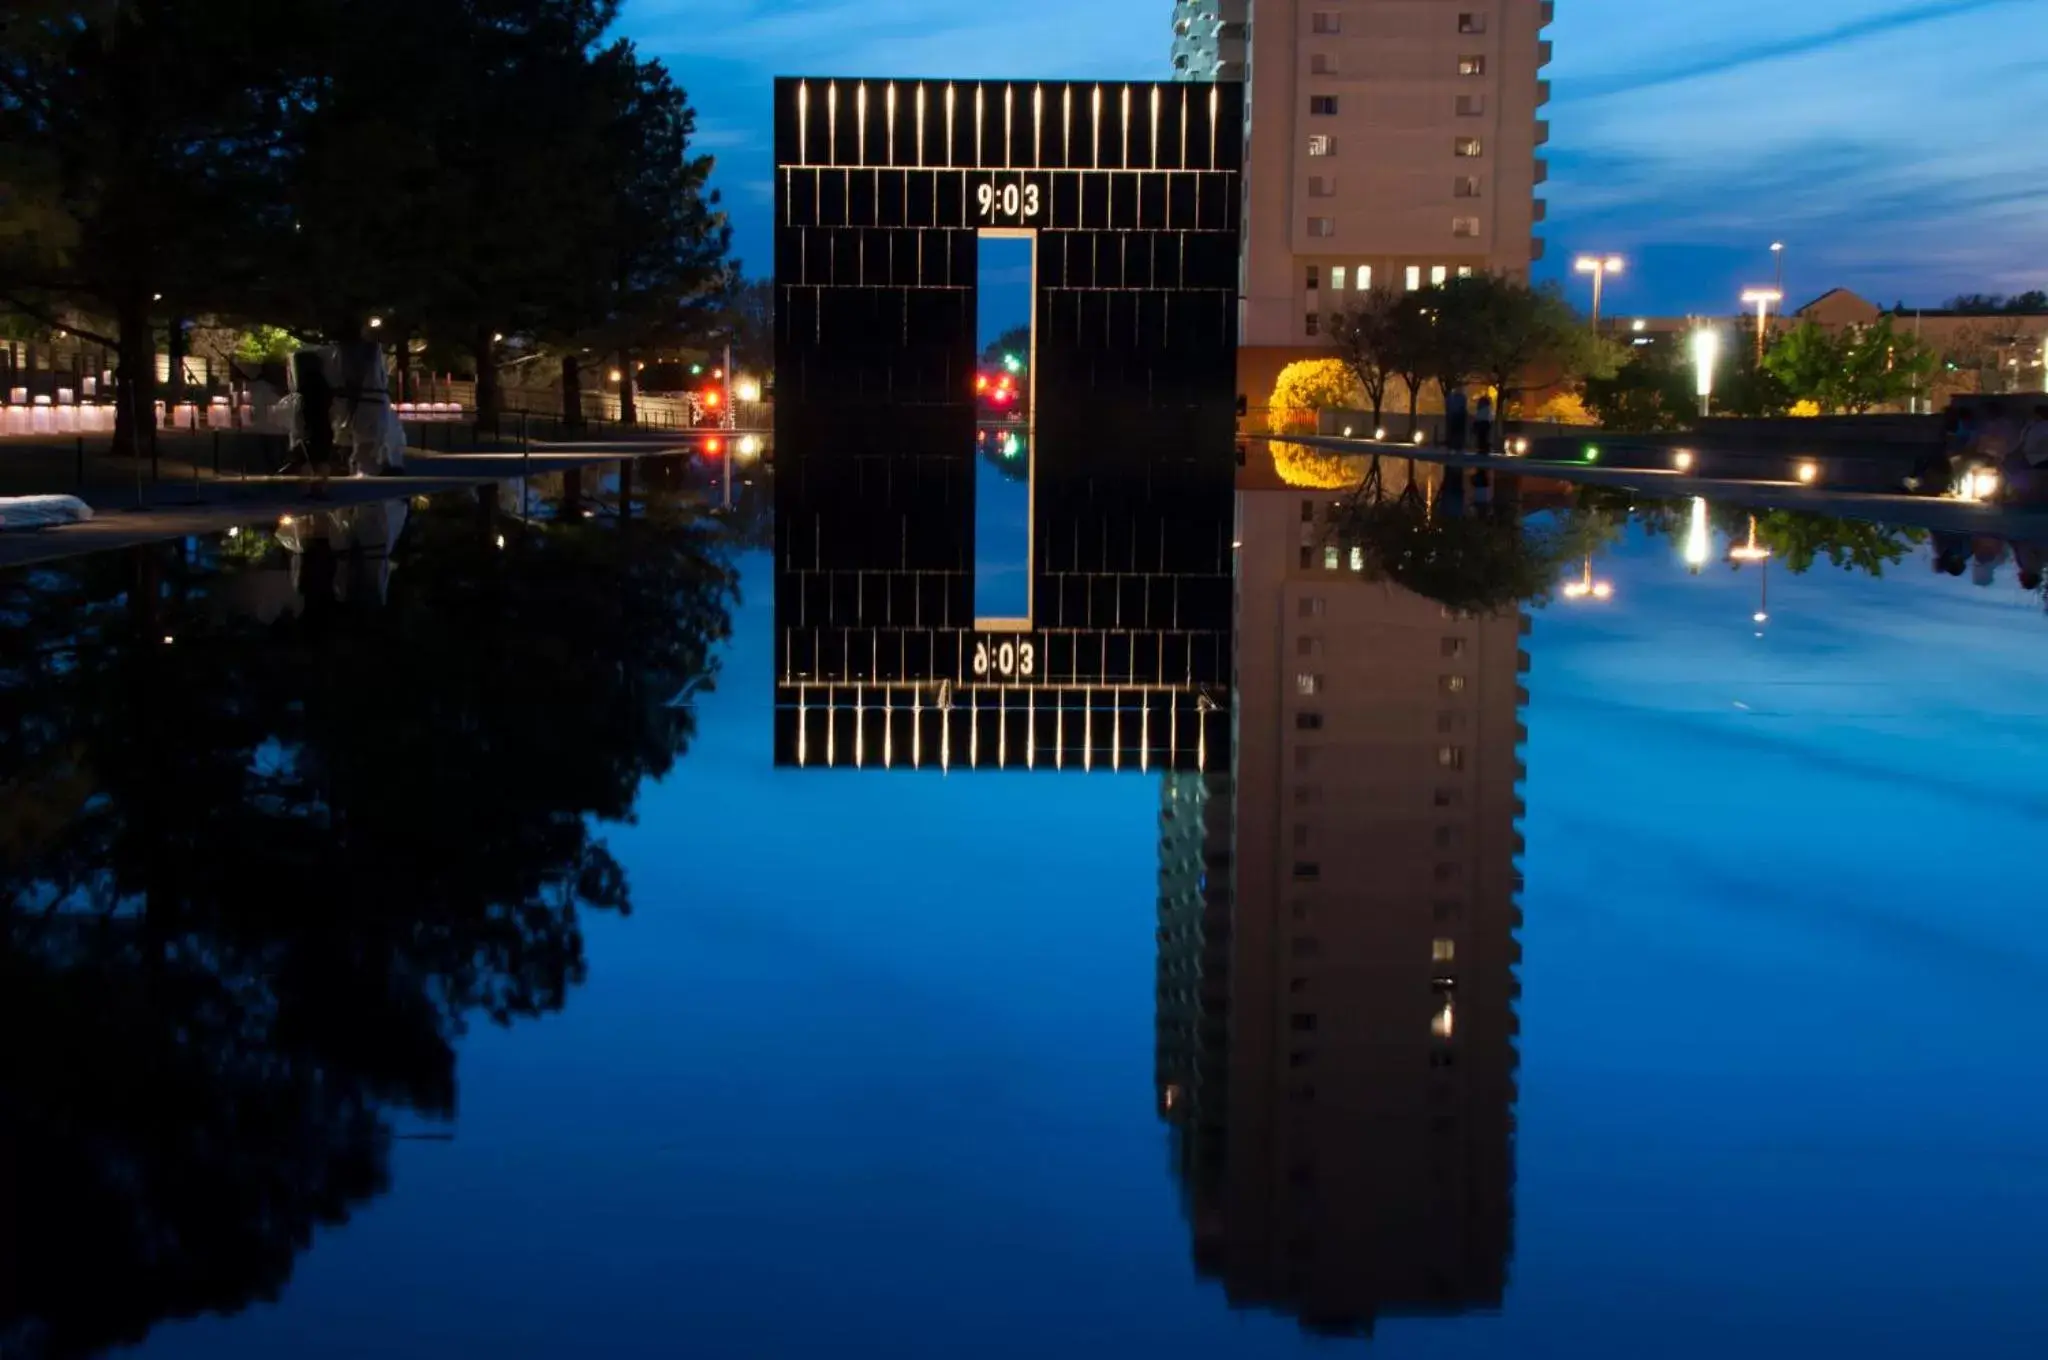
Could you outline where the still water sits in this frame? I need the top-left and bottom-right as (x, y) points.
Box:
(4, 476), (2046, 1358)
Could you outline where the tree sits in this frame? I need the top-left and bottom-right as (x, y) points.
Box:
(1765, 317), (1935, 413)
(1267, 358), (1360, 434)
(1329, 288), (1403, 426)
(1420, 274), (1490, 408)
(1582, 345), (1696, 432)
(1461, 274), (1606, 422)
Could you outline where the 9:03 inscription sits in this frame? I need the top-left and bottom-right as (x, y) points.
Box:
(974, 179), (1041, 223)
(972, 636), (1038, 681)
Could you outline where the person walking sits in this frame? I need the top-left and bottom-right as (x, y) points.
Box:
(1473, 391), (1495, 456)
(1444, 386), (1469, 452)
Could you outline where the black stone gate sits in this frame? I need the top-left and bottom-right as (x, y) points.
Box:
(773, 77), (1241, 771)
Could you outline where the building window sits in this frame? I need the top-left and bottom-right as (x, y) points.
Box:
(1291, 1012), (1319, 1032)
(1348, 545), (1365, 571)
(1321, 545), (1339, 569)
(1308, 216), (1336, 238)
(1455, 137), (1484, 158)
(1298, 545), (1314, 568)
(1438, 745), (1466, 770)
(1458, 11), (1487, 33)
(1305, 264), (1321, 290)
(1433, 938), (1458, 962)
(1453, 217), (1480, 238)
(1459, 54), (1487, 75)
(1297, 673), (1324, 696)
(1291, 937), (1322, 959)
(1309, 95), (1339, 116)
(1455, 175), (1483, 198)
(1432, 265), (1449, 285)
(1298, 635), (1324, 658)
(1293, 785), (1321, 807)
(1355, 264), (1372, 290)
(1291, 863), (1321, 884)
(1296, 744), (1316, 772)
(1405, 265), (1422, 291)
(1456, 93), (1486, 116)
(1295, 711), (1324, 731)
(1441, 674), (1468, 694)
(1437, 712), (1467, 734)
(1308, 175), (1335, 198)
(1434, 826), (1463, 848)
(1299, 596), (1326, 617)
(1310, 52), (1337, 75)
(1293, 824), (1311, 849)
(1304, 311), (1320, 336)
(1311, 11), (1340, 34)
(1308, 134), (1334, 157)
(1433, 787), (1462, 808)
(1330, 265), (1347, 291)
(1442, 637), (1467, 658)
(1457, 265), (1474, 277)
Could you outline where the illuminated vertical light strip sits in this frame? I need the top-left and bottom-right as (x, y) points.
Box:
(1004, 84), (1013, 170)
(1033, 85), (1043, 168)
(944, 84), (955, 169)
(1169, 696), (1179, 765)
(1092, 86), (1103, 170)
(1056, 702), (1065, 770)
(940, 690), (951, 772)
(885, 83), (896, 167)
(970, 691), (980, 768)
(974, 85), (985, 172)
(1179, 87), (1188, 170)
(855, 82), (867, 167)
(1150, 86), (1161, 169)
(1084, 694), (1094, 772)
(797, 685), (808, 767)
(916, 84), (926, 167)
(1027, 693), (1036, 769)
(1209, 85), (1219, 170)
(826, 697), (836, 768)
(1113, 699), (1122, 771)
(854, 685), (866, 766)
(827, 82), (838, 166)
(798, 82), (809, 164)
(1121, 85), (1132, 169)
(1062, 87), (1073, 168)
(998, 693), (1008, 767)
(1197, 703), (1208, 772)
(883, 692), (894, 767)
(1141, 698), (1151, 772)
(913, 690), (923, 767)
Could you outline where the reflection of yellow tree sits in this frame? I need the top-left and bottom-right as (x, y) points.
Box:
(1270, 440), (1366, 490)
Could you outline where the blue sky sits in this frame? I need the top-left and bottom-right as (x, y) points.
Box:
(622, 0), (2048, 315)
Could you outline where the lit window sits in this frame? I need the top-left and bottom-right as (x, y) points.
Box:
(1311, 11), (1340, 33)
(1405, 265), (1422, 291)
(1348, 545), (1364, 571)
(1432, 265), (1449, 285)
(1308, 134), (1334, 157)
(1453, 217), (1480, 238)
(1458, 12), (1486, 33)
(1459, 55), (1487, 76)
(1455, 137), (1484, 158)
(1438, 745), (1465, 769)
(1433, 1002), (1455, 1038)
(1331, 265), (1347, 291)
(1441, 674), (1467, 694)
(1297, 673), (1324, 696)
(1455, 176), (1483, 198)
(1322, 545), (1339, 569)
(1456, 94), (1486, 117)
(1355, 264), (1372, 290)
(1457, 265), (1473, 277)
(1432, 938), (1458, 962)
(1309, 95), (1339, 116)
(1308, 216), (1335, 237)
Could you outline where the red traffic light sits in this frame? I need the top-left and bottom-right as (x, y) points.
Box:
(975, 374), (989, 393)
(705, 436), (723, 455)
(703, 389), (722, 408)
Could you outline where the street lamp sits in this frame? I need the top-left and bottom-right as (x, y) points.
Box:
(1574, 255), (1625, 330)
(1770, 241), (1786, 296)
(1692, 327), (1721, 418)
(734, 376), (762, 403)
(1741, 288), (1784, 361)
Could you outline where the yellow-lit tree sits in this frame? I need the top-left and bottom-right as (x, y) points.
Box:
(1268, 358), (1361, 434)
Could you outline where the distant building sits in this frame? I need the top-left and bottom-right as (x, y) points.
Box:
(1159, 477), (1525, 1335)
(1189, 1), (1554, 407)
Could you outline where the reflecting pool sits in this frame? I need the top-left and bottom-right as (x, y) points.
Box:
(4, 470), (2046, 1358)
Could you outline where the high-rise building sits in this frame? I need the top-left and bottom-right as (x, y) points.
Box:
(1171, 0), (1249, 81)
(1160, 473), (1524, 1335)
(1174, 2), (1555, 405)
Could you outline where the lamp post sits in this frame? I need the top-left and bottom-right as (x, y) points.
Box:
(1728, 515), (1772, 626)
(1740, 288), (1783, 362)
(1560, 555), (1614, 601)
(1574, 255), (1625, 331)
(1770, 241), (1785, 297)
(1692, 327), (1720, 418)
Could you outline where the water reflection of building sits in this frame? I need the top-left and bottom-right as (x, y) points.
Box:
(1160, 485), (1524, 1335)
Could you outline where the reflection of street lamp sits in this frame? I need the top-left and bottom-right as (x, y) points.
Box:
(1574, 254), (1625, 330)
(1728, 515), (1773, 626)
(1561, 555), (1614, 601)
(1741, 288), (1784, 361)
(1684, 496), (1712, 573)
(1692, 327), (1720, 418)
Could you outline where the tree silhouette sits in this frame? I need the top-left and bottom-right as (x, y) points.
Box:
(1, 496), (736, 1357)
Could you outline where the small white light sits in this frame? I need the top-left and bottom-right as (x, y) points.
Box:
(495, 533), (506, 549)
(1592, 583), (1613, 600)
(1375, 427), (1387, 441)
(1413, 429), (1427, 445)
(1754, 611), (1770, 624)
(227, 526), (240, 538)
(367, 316), (383, 329)
(738, 434), (762, 456)
(735, 378), (763, 403)
(161, 635), (175, 645)
(493, 332), (505, 343)
(1796, 461), (1820, 485)
(1342, 426), (1354, 437)
(1674, 450), (1694, 472)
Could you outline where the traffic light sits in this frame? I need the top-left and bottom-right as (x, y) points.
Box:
(689, 363), (702, 375)
(703, 389), (722, 409)
(705, 436), (723, 455)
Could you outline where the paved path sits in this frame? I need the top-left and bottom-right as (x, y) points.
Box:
(1285, 436), (2048, 542)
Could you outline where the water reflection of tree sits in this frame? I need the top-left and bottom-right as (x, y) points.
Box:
(1337, 463), (1615, 615)
(977, 429), (1029, 484)
(1575, 487), (1928, 576)
(1, 501), (736, 1358)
